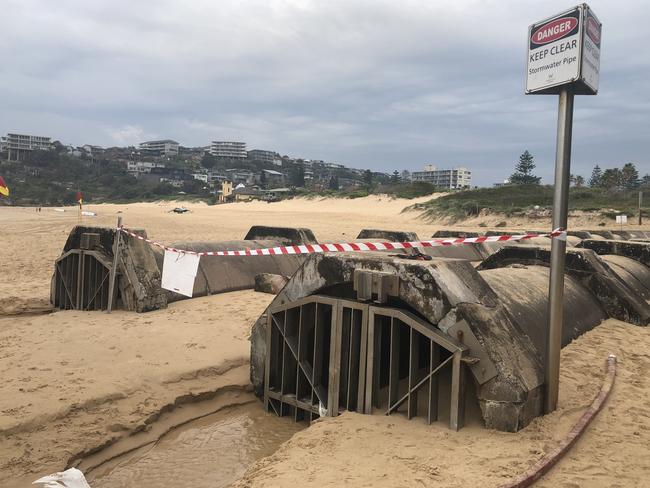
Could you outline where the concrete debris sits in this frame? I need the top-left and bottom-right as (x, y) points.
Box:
(254, 273), (289, 295)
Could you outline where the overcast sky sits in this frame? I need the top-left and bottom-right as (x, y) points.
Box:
(1, 0), (648, 185)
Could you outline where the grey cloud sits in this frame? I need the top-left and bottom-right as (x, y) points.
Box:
(1, 0), (649, 185)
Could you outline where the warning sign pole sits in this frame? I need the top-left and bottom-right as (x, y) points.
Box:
(526, 3), (601, 414)
(545, 86), (574, 414)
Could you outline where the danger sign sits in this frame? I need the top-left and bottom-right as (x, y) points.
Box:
(526, 4), (601, 95)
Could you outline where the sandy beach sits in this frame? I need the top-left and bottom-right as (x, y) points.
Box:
(1, 196), (649, 487)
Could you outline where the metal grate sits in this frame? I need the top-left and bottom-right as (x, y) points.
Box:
(264, 295), (468, 430)
(53, 250), (113, 311)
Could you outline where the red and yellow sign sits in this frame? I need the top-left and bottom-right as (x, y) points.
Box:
(75, 191), (83, 205)
(0, 176), (9, 197)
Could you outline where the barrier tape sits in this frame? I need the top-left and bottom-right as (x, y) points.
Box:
(117, 227), (567, 257)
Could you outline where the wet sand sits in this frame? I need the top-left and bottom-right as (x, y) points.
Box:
(89, 402), (303, 488)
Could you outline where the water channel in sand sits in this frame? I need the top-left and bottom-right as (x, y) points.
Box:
(87, 403), (303, 488)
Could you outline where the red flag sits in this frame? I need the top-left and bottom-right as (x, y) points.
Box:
(0, 176), (9, 197)
(75, 191), (83, 205)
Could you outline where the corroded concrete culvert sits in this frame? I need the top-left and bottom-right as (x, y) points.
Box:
(480, 266), (607, 361)
(150, 240), (305, 302)
(250, 252), (543, 432)
(250, 244), (650, 433)
(51, 225), (314, 312)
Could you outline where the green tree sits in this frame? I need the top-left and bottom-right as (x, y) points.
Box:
(182, 179), (203, 193)
(200, 153), (217, 169)
(641, 174), (650, 188)
(291, 166), (305, 187)
(510, 150), (541, 185)
(621, 163), (639, 189)
(363, 169), (373, 187)
(328, 175), (339, 190)
(571, 174), (585, 187)
(589, 165), (602, 187)
(601, 168), (622, 191)
(391, 170), (400, 184)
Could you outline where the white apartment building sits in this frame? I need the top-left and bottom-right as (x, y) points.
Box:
(127, 161), (166, 175)
(139, 140), (179, 157)
(191, 173), (209, 183)
(248, 149), (277, 163)
(210, 141), (247, 159)
(411, 164), (472, 190)
(1, 133), (53, 160)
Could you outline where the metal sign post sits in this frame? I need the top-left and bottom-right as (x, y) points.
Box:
(546, 87), (574, 413)
(525, 4), (601, 414)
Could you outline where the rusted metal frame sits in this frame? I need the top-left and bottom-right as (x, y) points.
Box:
(267, 390), (319, 415)
(271, 309), (326, 407)
(294, 304), (305, 421)
(370, 306), (467, 353)
(338, 306), (351, 411)
(336, 302), (368, 413)
(99, 260), (107, 310)
(266, 295), (338, 415)
(311, 302), (324, 417)
(341, 301), (369, 412)
(65, 252), (78, 309)
(268, 294), (338, 315)
(76, 252), (113, 311)
(365, 308), (383, 413)
(345, 309), (360, 411)
(62, 254), (70, 307)
(280, 307), (295, 417)
(263, 311), (274, 414)
(76, 251), (84, 310)
(55, 261), (75, 307)
(356, 307), (369, 412)
(327, 300), (342, 416)
(386, 354), (454, 415)
(106, 217), (122, 313)
(368, 305), (468, 426)
(449, 351), (466, 431)
(86, 254), (94, 309)
(84, 270), (110, 311)
(265, 322), (282, 420)
(388, 316), (400, 413)
(407, 327), (420, 420)
(60, 258), (68, 308)
(428, 341), (440, 424)
(67, 253), (76, 309)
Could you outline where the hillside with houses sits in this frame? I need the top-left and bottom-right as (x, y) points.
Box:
(0, 133), (458, 205)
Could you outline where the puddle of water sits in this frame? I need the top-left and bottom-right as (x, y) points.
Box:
(87, 403), (303, 488)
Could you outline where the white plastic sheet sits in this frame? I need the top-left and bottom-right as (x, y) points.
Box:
(161, 250), (200, 297)
(33, 467), (91, 487)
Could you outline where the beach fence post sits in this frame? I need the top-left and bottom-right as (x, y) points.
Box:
(107, 216), (123, 313)
(639, 191), (643, 226)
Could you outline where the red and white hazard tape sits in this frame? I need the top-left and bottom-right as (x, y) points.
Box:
(118, 227), (567, 257)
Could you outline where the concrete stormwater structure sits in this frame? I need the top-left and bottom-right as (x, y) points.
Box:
(51, 225), (313, 312)
(51, 226), (650, 433)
